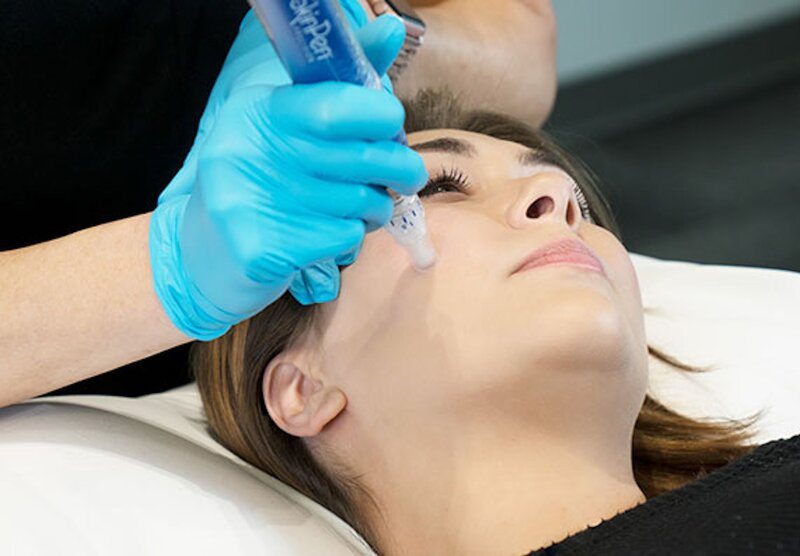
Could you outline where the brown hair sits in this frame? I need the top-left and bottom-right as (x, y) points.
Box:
(191, 88), (759, 553)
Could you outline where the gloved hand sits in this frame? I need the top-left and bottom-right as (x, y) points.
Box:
(162, 11), (409, 308)
(150, 16), (428, 341)
(164, 10), (403, 202)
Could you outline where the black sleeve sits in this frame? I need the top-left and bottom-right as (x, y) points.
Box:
(0, 0), (248, 395)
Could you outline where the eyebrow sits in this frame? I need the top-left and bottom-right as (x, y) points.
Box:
(410, 137), (477, 156)
(518, 148), (551, 167)
(410, 136), (552, 167)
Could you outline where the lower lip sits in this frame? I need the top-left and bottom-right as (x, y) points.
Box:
(516, 252), (605, 275)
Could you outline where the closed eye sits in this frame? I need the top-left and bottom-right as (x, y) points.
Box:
(419, 164), (593, 223)
(418, 167), (471, 197)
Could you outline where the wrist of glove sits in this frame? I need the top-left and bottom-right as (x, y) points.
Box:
(150, 195), (239, 340)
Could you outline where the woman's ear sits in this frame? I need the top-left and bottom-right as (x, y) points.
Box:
(263, 358), (347, 438)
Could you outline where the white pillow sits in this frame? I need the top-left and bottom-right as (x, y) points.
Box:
(1, 254), (798, 555)
(632, 253), (800, 443)
(0, 387), (373, 555)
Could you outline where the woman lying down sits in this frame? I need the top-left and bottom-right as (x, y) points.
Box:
(192, 89), (800, 555)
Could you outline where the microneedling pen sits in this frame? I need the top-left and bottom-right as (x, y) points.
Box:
(246, 0), (437, 270)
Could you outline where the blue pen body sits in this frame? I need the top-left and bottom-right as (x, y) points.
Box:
(248, 0), (406, 143)
(249, 1), (379, 84)
(245, 0), (436, 269)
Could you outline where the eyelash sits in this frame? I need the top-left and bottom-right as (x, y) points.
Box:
(419, 166), (594, 222)
(418, 167), (471, 197)
(573, 185), (594, 222)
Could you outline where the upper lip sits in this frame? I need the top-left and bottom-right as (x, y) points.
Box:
(511, 238), (604, 276)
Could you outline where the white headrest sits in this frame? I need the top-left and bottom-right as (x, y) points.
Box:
(633, 254), (800, 442)
(0, 386), (373, 555)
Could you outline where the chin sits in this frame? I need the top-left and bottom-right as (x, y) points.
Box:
(511, 280), (640, 371)
(445, 288), (645, 422)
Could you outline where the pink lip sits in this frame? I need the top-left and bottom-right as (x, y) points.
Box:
(512, 239), (605, 276)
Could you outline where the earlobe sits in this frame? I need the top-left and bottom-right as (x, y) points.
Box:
(263, 360), (347, 438)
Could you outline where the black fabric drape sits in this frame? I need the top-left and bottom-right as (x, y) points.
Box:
(529, 434), (800, 555)
(1, 0), (248, 395)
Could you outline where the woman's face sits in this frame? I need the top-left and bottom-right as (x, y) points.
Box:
(314, 129), (648, 449)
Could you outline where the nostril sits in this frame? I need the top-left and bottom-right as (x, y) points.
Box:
(526, 196), (554, 219)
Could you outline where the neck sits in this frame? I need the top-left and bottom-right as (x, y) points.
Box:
(362, 420), (646, 555)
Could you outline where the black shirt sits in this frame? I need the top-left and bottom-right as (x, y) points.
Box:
(1, 0), (248, 395)
(528, 433), (800, 555)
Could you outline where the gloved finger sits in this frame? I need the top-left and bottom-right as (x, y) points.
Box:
(223, 11), (276, 79)
(362, 213), (387, 234)
(289, 259), (341, 305)
(289, 178), (395, 230)
(236, 10), (267, 48)
(187, 10), (289, 168)
(335, 241), (362, 266)
(355, 15), (406, 78)
(191, 60), (289, 167)
(297, 138), (428, 195)
(269, 82), (405, 141)
(246, 215), (366, 281)
(288, 225), (367, 305)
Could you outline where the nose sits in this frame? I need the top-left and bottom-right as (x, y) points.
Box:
(505, 170), (582, 231)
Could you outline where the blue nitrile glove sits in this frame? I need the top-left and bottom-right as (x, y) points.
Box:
(161, 11), (408, 309)
(164, 9), (402, 202)
(149, 40), (427, 342)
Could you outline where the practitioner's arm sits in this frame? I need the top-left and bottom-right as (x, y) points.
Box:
(0, 213), (189, 408)
(0, 16), (422, 409)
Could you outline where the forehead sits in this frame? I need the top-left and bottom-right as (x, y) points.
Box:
(407, 129), (561, 181)
(408, 129), (527, 159)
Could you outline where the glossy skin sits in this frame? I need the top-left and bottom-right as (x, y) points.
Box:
(264, 129), (649, 554)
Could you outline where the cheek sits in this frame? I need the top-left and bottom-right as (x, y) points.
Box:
(586, 226), (646, 344)
(317, 211), (488, 420)
(353, 204), (492, 279)
(318, 211), (466, 361)
(320, 207), (493, 371)
(323, 230), (408, 342)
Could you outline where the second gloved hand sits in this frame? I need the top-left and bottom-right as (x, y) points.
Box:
(150, 81), (427, 340)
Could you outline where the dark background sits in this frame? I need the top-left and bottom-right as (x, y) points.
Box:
(2, 3), (798, 398)
(1, 0), (248, 397)
(547, 15), (800, 273)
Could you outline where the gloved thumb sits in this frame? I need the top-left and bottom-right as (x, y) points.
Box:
(355, 14), (407, 78)
(289, 259), (341, 305)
